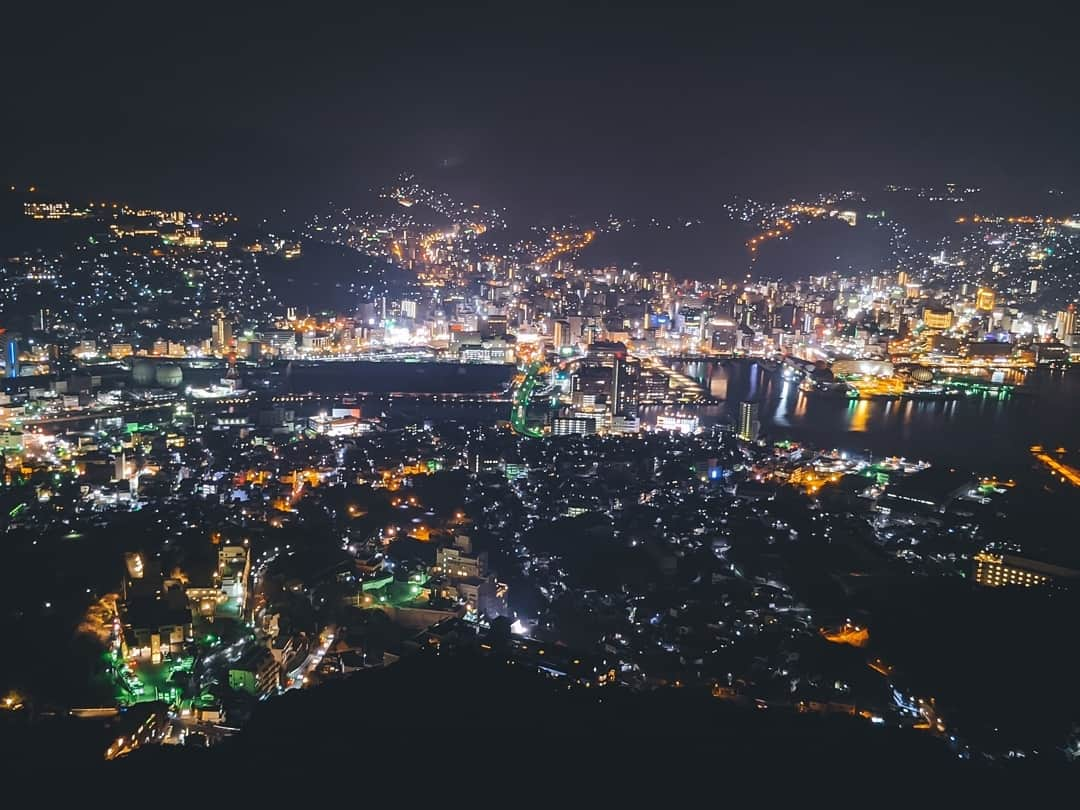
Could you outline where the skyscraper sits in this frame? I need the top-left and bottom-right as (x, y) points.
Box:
(738, 400), (760, 442)
(1055, 305), (1077, 347)
(553, 319), (571, 350)
(611, 355), (639, 416)
(0, 333), (19, 379)
(211, 311), (233, 353)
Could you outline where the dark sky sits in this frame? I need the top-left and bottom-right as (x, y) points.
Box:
(3, 5), (1077, 221)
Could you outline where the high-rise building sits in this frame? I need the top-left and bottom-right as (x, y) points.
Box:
(553, 319), (571, 350)
(1055, 305), (1077, 347)
(975, 286), (995, 313)
(0, 333), (19, 378)
(611, 356), (639, 416)
(737, 400), (760, 442)
(211, 311), (233, 353)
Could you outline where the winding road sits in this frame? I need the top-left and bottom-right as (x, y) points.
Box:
(510, 362), (545, 437)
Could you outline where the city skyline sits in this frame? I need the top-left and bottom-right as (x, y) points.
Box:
(4, 4), (1080, 788)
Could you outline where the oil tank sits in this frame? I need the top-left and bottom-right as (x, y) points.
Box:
(155, 364), (183, 388)
(132, 358), (157, 387)
(911, 367), (934, 383)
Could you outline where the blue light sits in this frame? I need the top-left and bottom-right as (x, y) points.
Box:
(6, 338), (17, 379)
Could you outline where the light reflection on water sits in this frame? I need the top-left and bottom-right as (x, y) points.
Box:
(651, 360), (1080, 470)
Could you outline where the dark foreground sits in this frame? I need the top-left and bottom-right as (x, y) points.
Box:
(4, 650), (1074, 800)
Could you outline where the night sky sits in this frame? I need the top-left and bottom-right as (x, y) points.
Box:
(3, 5), (1077, 220)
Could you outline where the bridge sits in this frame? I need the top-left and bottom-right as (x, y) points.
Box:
(659, 353), (734, 362)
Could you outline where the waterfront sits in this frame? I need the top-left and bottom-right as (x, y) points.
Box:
(666, 360), (1080, 472)
(280, 360), (515, 395)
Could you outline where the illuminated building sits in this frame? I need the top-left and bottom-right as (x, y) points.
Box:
(120, 562), (193, 663)
(586, 340), (627, 364)
(161, 227), (204, 247)
(0, 334), (19, 378)
(572, 340), (637, 417)
(216, 545), (251, 616)
(553, 319), (571, 349)
(710, 320), (738, 353)
(23, 201), (88, 220)
(922, 307), (953, 330)
(435, 537), (488, 580)
(679, 307), (704, 340)
(453, 577), (505, 616)
(75, 339), (97, 357)
(105, 703), (169, 761)
(553, 416), (596, 436)
(656, 413), (699, 433)
(1055, 305), (1077, 346)
(737, 400), (760, 442)
(638, 370), (670, 402)
(975, 286), (996, 313)
(211, 310), (232, 352)
(255, 329), (297, 354)
(228, 647), (280, 697)
(300, 331), (331, 351)
(480, 314), (508, 338)
(459, 340), (513, 363)
(572, 365), (610, 408)
(972, 551), (1079, 589)
(611, 355), (639, 415)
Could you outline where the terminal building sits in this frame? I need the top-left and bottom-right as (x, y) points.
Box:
(878, 468), (974, 519)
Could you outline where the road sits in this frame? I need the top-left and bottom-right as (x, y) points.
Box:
(1031, 447), (1080, 487)
(510, 362), (545, 437)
